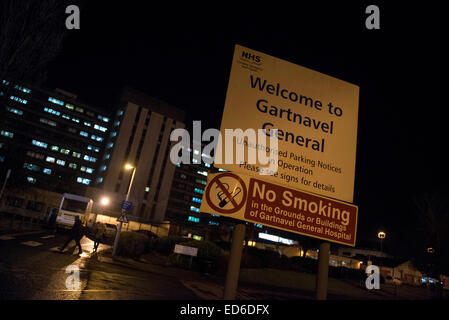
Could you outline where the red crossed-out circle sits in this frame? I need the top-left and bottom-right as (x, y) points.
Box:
(205, 172), (247, 214)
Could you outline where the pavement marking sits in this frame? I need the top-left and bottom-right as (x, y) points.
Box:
(0, 235), (15, 240)
(40, 235), (55, 239)
(21, 241), (43, 247)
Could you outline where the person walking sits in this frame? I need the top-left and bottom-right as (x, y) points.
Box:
(93, 222), (106, 253)
(59, 216), (84, 254)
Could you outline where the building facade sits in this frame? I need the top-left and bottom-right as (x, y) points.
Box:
(90, 87), (185, 223)
(0, 80), (112, 195)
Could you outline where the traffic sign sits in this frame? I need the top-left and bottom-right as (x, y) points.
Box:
(121, 200), (133, 211)
(117, 214), (128, 223)
(201, 172), (358, 246)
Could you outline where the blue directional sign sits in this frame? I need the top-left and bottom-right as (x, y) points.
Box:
(121, 200), (133, 211)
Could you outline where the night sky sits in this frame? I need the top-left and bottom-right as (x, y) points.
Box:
(45, 2), (448, 255)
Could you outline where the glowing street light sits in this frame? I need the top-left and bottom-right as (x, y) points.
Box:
(100, 196), (110, 206)
(378, 231), (386, 252)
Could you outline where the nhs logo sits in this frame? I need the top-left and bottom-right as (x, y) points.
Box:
(242, 50), (261, 63)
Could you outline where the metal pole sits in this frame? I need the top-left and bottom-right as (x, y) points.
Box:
(316, 242), (330, 300)
(223, 223), (246, 299)
(112, 168), (136, 257)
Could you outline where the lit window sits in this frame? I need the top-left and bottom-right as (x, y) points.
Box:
(79, 131), (88, 137)
(189, 206), (200, 213)
(68, 163), (77, 169)
(76, 177), (91, 185)
(197, 170), (208, 176)
(188, 215), (200, 222)
(65, 104), (74, 110)
(6, 107), (23, 116)
(204, 163), (211, 168)
(60, 149), (70, 155)
(0, 156), (4, 162)
(40, 118), (57, 127)
(192, 197), (202, 203)
(104, 154), (110, 160)
(97, 115), (110, 123)
(117, 110), (123, 116)
(84, 121), (91, 127)
(2, 80), (10, 85)
(100, 165), (107, 171)
(1, 130), (14, 138)
(43, 168), (52, 175)
(23, 163), (40, 171)
(96, 177), (103, 183)
(94, 124), (108, 132)
(62, 114), (70, 120)
(145, 187), (150, 192)
(209, 221), (219, 226)
(56, 159), (65, 166)
(14, 85), (31, 94)
(51, 145), (59, 151)
(71, 117), (80, 123)
(194, 188), (204, 194)
(192, 158), (199, 164)
(87, 145), (100, 152)
(195, 179), (207, 185)
(180, 174), (187, 179)
(46, 156), (55, 163)
(107, 142), (114, 149)
(48, 97), (64, 106)
(218, 168), (227, 172)
(27, 177), (36, 184)
(72, 152), (81, 158)
(83, 155), (97, 162)
(75, 106), (84, 113)
(10, 96), (27, 104)
(44, 107), (61, 116)
(80, 166), (94, 174)
(91, 135), (104, 142)
(32, 140), (47, 148)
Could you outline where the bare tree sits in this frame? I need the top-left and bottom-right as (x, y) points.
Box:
(413, 192), (449, 276)
(0, 0), (72, 85)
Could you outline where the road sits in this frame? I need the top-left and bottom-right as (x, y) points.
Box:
(0, 229), (199, 300)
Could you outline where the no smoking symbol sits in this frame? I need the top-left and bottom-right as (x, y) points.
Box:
(205, 173), (247, 214)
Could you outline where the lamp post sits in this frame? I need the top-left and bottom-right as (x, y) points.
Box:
(112, 163), (136, 257)
(378, 231), (386, 253)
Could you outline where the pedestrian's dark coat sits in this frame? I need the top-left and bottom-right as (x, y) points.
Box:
(71, 217), (83, 240)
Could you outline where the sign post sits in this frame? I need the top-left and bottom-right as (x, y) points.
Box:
(223, 223), (246, 300)
(316, 242), (331, 300)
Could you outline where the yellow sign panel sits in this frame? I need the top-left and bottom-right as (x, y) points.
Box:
(216, 45), (359, 203)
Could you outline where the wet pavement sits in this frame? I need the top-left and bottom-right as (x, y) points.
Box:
(0, 229), (198, 300)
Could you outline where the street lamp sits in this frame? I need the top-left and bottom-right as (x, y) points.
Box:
(112, 163), (136, 257)
(378, 231), (386, 252)
(100, 196), (110, 206)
